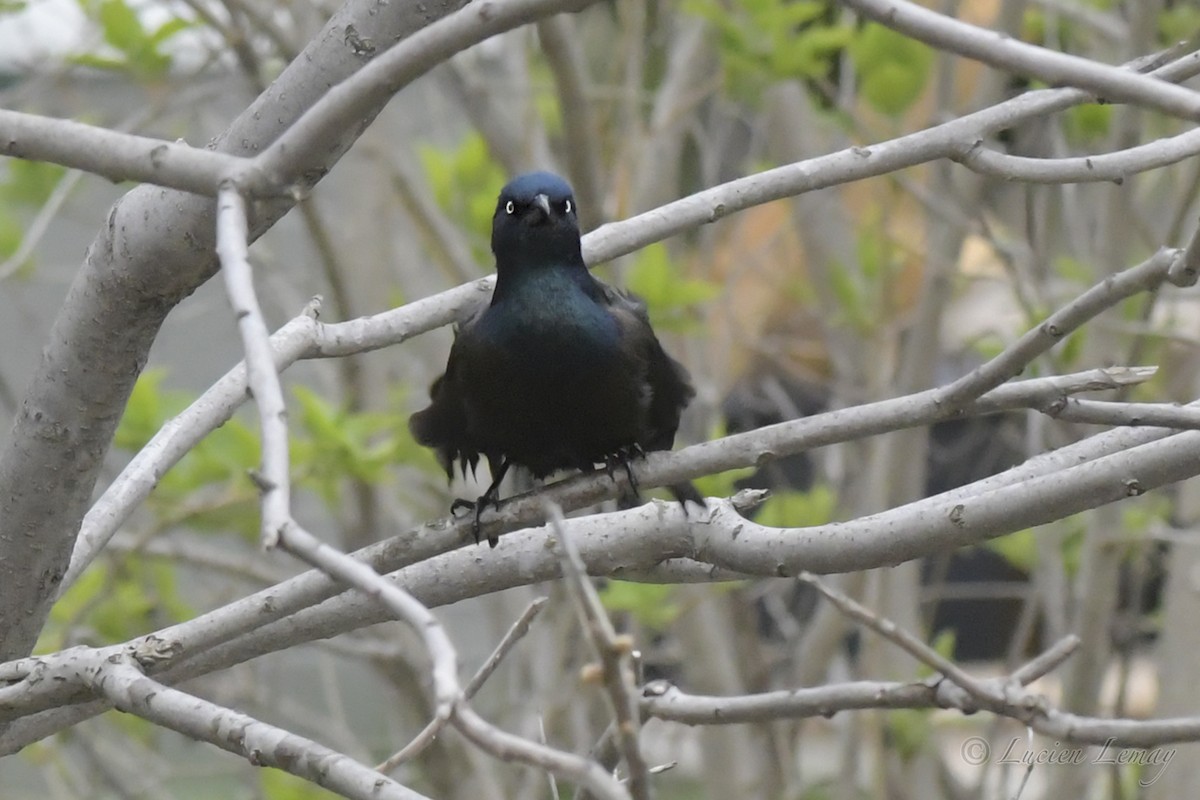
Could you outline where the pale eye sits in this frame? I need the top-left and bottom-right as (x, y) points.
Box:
(505, 200), (515, 214)
(565, 199), (573, 214)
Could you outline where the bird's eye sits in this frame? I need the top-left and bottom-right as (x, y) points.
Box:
(565, 199), (573, 214)
(505, 200), (515, 214)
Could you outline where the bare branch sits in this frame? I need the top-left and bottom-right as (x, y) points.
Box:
(277, 523), (462, 720)
(452, 704), (631, 800)
(548, 504), (650, 799)
(798, 572), (1003, 705)
(1044, 399), (1200, 429)
(537, 13), (605, 230)
(937, 246), (1191, 408)
(640, 678), (1200, 748)
(842, 0), (1200, 121)
(582, 47), (1200, 265)
(954, 127), (1200, 184)
(1011, 636), (1081, 685)
(255, 0), (605, 183)
(214, 184), (291, 546)
(0, 109), (256, 196)
(80, 653), (430, 800)
(377, 597), (548, 772)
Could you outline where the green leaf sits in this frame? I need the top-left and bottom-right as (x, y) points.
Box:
(0, 158), (67, 206)
(98, 0), (145, 54)
(982, 528), (1037, 573)
(75, 0), (189, 78)
(692, 467), (755, 498)
(113, 369), (168, 450)
(683, 0), (847, 102)
(42, 556), (193, 650)
(624, 242), (720, 332)
(0, 211), (27, 268)
(850, 23), (933, 116)
(600, 582), (679, 631)
(753, 485), (837, 528)
(886, 709), (932, 760)
(1064, 103), (1112, 144)
(418, 133), (507, 264)
(261, 769), (341, 799)
(1161, 4), (1200, 41)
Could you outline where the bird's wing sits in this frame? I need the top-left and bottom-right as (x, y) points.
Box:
(408, 296), (490, 478)
(598, 281), (695, 451)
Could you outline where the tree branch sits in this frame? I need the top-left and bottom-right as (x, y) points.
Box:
(841, 0), (1200, 121)
(81, 653), (430, 800)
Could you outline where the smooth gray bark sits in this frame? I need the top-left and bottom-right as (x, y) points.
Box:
(0, 0), (469, 663)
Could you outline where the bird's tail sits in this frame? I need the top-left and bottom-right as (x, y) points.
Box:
(668, 481), (706, 512)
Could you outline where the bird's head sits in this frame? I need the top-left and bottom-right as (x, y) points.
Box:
(491, 171), (582, 270)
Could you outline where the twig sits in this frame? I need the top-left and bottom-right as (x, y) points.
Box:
(254, 0), (603, 182)
(0, 108), (256, 196)
(537, 14), (605, 231)
(273, 523), (462, 721)
(547, 504), (651, 800)
(842, 0), (1200, 121)
(452, 704), (630, 800)
(580, 48), (1200, 266)
(214, 182), (292, 547)
(1011, 635), (1081, 686)
(954, 127), (1200, 185)
(82, 653), (431, 800)
(1044, 398), (1200, 429)
(0, 168), (84, 280)
(377, 596), (548, 772)
(797, 572), (1004, 707)
(937, 247), (1190, 408)
(217, 179), (467, 733)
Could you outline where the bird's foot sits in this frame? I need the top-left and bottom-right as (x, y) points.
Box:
(450, 491), (503, 547)
(603, 445), (645, 503)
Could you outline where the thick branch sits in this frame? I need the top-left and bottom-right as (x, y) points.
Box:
(0, 0), (464, 663)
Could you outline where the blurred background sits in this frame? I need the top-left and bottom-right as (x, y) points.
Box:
(3, 0), (1200, 797)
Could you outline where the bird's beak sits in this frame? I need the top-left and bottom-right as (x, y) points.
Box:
(532, 193), (552, 220)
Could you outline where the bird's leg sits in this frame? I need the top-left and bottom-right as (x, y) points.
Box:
(603, 445), (644, 502)
(451, 458), (512, 547)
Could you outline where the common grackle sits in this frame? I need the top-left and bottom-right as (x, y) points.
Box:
(410, 171), (702, 546)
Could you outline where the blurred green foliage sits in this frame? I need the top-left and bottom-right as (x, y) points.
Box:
(1160, 3), (1200, 41)
(848, 23), (932, 117)
(72, 0), (191, 79)
(37, 369), (443, 650)
(624, 241), (721, 332)
(0, 159), (66, 207)
(40, 556), (192, 652)
(291, 384), (440, 506)
(419, 132), (508, 265)
(886, 708), (933, 761)
(684, 0), (851, 102)
(1063, 102), (1113, 144)
(260, 770), (340, 800)
(0, 160), (70, 273)
(0, 213), (22, 264)
(600, 582), (679, 630)
(752, 484), (837, 529)
(828, 223), (905, 333)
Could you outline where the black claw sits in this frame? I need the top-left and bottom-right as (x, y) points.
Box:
(450, 492), (501, 546)
(603, 447), (643, 503)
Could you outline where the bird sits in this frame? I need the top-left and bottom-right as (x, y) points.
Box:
(409, 171), (702, 546)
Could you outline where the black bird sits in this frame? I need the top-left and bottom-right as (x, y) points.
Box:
(410, 171), (702, 546)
